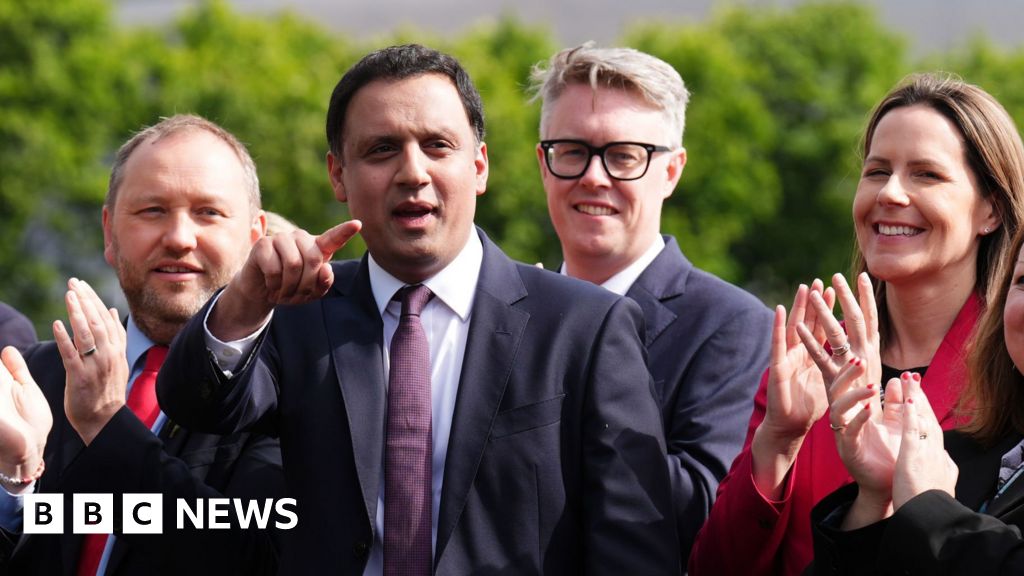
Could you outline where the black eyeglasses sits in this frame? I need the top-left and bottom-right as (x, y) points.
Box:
(540, 139), (673, 181)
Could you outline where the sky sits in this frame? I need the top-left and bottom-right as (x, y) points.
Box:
(116, 0), (1024, 54)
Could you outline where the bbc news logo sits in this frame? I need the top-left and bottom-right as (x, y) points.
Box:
(24, 494), (297, 534)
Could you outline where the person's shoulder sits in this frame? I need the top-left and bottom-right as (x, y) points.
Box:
(515, 262), (622, 306)
(641, 236), (768, 315)
(685, 265), (770, 315)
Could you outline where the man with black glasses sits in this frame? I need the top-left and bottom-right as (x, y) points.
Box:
(530, 44), (773, 569)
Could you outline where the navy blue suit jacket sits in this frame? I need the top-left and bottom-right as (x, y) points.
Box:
(626, 236), (772, 564)
(158, 230), (680, 575)
(0, 342), (286, 576)
(0, 302), (36, 351)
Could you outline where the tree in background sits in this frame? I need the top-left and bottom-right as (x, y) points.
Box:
(0, 0), (135, 324)
(6, 0), (1024, 328)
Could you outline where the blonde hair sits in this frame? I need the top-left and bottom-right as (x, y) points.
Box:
(529, 42), (689, 147)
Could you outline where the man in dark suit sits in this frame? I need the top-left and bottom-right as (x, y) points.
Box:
(0, 302), (36, 351)
(0, 115), (284, 575)
(530, 44), (774, 567)
(157, 44), (679, 574)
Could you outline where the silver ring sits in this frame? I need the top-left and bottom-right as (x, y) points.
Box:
(829, 422), (845, 432)
(831, 342), (851, 357)
(919, 432), (928, 440)
(81, 347), (97, 357)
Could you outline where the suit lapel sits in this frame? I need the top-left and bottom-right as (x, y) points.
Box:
(325, 259), (387, 525)
(625, 236), (688, 347)
(924, 294), (981, 428)
(50, 415), (84, 576)
(435, 232), (528, 565)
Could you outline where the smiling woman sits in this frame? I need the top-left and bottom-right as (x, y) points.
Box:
(690, 73), (1024, 576)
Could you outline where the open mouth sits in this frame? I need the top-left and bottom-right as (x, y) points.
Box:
(393, 201), (437, 226)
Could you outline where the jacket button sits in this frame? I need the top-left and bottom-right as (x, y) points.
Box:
(353, 540), (370, 559)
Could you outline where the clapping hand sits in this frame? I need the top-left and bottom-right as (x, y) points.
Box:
(796, 272), (882, 408)
(751, 279), (836, 498)
(0, 347), (51, 493)
(892, 375), (957, 509)
(54, 278), (129, 446)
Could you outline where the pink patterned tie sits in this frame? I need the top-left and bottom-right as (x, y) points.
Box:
(384, 285), (434, 576)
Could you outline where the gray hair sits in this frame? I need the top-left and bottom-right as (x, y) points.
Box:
(107, 114), (261, 214)
(529, 43), (690, 147)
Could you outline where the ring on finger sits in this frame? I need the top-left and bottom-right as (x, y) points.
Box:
(829, 422), (845, 432)
(81, 346), (98, 357)
(919, 432), (928, 440)
(830, 342), (851, 357)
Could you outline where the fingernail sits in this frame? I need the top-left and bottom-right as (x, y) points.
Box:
(902, 371), (911, 379)
(907, 397), (915, 404)
(848, 358), (855, 365)
(867, 384), (875, 390)
(912, 373), (921, 382)
(864, 403), (871, 410)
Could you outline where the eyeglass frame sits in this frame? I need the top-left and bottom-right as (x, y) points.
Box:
(539, 139), (674, 181)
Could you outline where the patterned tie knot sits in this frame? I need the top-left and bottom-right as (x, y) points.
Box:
(396, 284), (434, 317)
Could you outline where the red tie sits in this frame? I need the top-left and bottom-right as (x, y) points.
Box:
(76, 345), (168, 576)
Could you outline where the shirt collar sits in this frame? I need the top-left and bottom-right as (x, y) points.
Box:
(125, 316), (157, 372)
(367, 228), (482, 322)
(559, 234), (665, 296)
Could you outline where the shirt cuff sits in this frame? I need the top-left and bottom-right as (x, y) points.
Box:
(0, 483), (28, 533)
(203, 291), (273, 374)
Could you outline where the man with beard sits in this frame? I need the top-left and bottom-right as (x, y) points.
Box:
(0, 115), (285, 575)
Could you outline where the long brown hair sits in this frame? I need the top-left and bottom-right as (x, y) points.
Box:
(962, 225), (1024, 445)
(851, 73), (1024, 346)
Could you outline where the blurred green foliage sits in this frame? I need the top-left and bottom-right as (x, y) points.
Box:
(3, 0), (1024, 329)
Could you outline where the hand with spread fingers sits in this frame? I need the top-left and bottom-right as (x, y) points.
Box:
(796, 272), (883, 407)
(208, 220), (362, 342)
(751, 279), (837, 499)
(834, 371), (917, 530)
(55, 278), (129, 446)
(0, 346), (52, 493)
(892, 374), (958, 509)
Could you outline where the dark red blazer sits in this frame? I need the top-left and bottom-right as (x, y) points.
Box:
(689, 294), (980, 576)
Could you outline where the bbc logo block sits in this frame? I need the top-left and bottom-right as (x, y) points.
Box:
(24, 494), (63, 534)
(23, 494), (297, 534)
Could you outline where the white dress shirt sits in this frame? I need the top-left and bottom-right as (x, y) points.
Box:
(205, 230), (482, 576)
(560, 234), (665, 296)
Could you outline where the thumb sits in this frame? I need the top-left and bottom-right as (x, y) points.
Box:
(315, 220), (362, 259)
(0, 347), (33, 388)
(901, 388), (920, 453)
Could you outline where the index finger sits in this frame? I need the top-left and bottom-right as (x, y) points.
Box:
(832, 273), (868, 352)
(315, 220), (362, 259)
(857, 272), (880, 340)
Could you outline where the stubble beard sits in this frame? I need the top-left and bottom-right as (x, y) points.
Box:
(116, 253), (226, 345)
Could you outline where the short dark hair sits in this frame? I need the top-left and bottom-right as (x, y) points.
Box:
(325, 44), (485, 156)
